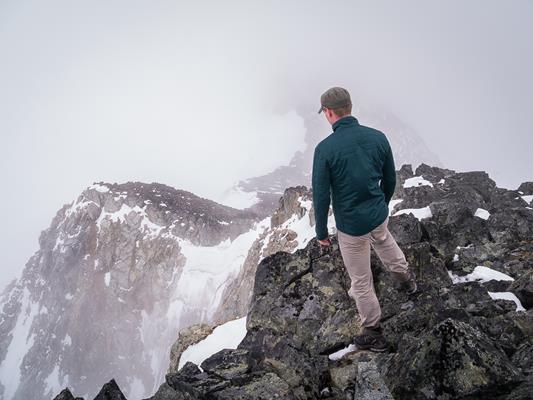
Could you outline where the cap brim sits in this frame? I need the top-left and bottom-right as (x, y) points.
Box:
(318, 106), (323, 114)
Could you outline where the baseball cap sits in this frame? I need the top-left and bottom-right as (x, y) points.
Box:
(318, 87), (352, 113)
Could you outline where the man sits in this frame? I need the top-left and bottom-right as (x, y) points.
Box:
(312, 86), (417, 353)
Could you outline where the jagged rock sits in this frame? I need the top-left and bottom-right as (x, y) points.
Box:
(415, 163), (456, 181)
(510, 270), (533, 309)
(164, 239), (356, 399)
(354, 359), (394, 399)
(53, 387), (84, 400)
(380, 318), (524, 399)
(93, 379), (127, 400)
(38, 163), (533, 400)
(168, 324), (214, 374)
(270, 186), (309, 227)
(517, 181), (533, 195)
(387, 213), (423, 245)
(328, 351), (394, 399)
(145, 381), (198, 400)
(199, 348), (253, 380)
(496, 380), (533, 400)
(328, 359), (357, 392)
(393, 164), (415, 199)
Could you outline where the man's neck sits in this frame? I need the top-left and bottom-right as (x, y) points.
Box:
(330, 114), (351, 125)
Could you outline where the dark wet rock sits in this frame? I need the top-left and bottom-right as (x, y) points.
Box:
(512, 342), (533, 375)
(200, 348), (253, 380)
(496, 379), (533, 400)
(510, 270), (533, 310)
(93, 379), (128, 400)
(487, 207), (533, 245)
(414, 163), (456, 181)
(380, 318), (524, 399)
(482, 279), (513, 292)
(387, 213), (423, 244)
(145, 381), (198, 400)
(517, 181), (533, 195)
(53, 388), (84, 400)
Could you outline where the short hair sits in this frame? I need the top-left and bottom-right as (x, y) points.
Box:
(331, 103), (352, 118)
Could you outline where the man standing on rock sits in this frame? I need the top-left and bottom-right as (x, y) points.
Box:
(312, 86), (417, 352)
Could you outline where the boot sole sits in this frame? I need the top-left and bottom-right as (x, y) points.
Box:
(354, 343), (389, 353)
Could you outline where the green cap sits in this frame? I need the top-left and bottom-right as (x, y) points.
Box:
(318, 86), (352, 113)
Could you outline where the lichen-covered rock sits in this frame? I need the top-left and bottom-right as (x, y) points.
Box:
(51, 164), (533, 400)
(380, 318), (524, 399)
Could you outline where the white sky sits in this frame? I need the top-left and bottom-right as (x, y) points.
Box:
(1, 0), (532, 291)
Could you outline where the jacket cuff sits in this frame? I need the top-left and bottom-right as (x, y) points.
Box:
(316, 231), (329, 241)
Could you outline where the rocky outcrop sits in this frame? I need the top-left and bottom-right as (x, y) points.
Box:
(47, 165), (533, 399)
(92, 379), (127, 400)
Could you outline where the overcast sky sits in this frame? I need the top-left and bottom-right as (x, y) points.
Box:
(1, 0), (532, 291)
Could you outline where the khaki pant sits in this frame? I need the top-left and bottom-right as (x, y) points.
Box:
(336, 215), (409, 329)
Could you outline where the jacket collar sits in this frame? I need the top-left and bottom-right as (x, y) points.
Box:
(332, 115), (359, 132)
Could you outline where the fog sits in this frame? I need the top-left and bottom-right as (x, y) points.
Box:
(1, 0), (532, 291)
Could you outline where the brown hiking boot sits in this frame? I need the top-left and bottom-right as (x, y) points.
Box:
(354, 325), (389, 352)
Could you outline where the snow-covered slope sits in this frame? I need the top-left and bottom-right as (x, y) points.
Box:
(0, 181), (261, 400)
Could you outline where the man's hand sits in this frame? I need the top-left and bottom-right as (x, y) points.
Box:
(318, 237), (331, 246)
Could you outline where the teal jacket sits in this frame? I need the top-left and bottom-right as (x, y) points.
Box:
(311, 115), (396, 240)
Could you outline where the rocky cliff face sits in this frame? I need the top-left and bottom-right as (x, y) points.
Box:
(53, 164), (532, 399)
(0, 181), (260, 400)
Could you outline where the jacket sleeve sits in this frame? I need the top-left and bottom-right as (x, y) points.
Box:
(312, 146), (331, 240)
(380, 140), (396, 205)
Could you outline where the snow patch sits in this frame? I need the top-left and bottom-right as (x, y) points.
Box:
(127, 376), (146, 400)
(95, 203), (164, 238)
(403, 176), (434, 188)
(521, 195), (533, 204)
(328, 344), (357, 360)
(388, 199), (404, 216)
(487, 292), (526, 312)
(44, 364), (67, 398)
(258, 196), (335, 262)
(0, 287), (39, 400)
(104, 272), (111, 287)
(474, 208), (490, 220)
(448, 265), (514, 284)
(88, 183), (110, 193)
(178, 317), (247, 371)
(62, 334), (72, 346)
(168, 216), (271, 323)
(393, 206), (432, 220)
